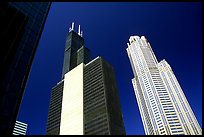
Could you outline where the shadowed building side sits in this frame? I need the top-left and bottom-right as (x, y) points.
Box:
(101, 58), (126, 135)
(46, 81), (64, 135)
(84, 57), (126, 135)
(0, 2), (51, 135)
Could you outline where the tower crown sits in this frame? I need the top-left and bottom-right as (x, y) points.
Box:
(69, 22), (83, 37)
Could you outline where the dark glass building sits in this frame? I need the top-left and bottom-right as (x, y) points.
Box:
(0, 2), (51, 135)
(46, 80), (64, 135)
(46, 23), (125, 135)
(62, 28), (90, 78)
(84, 57), (126, 135)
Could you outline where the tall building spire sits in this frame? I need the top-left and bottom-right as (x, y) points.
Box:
(78, 25), (81, 35)
(69, 22), (75, 32)
(71, 22), (74, 30)
(78, 25), (83, 37)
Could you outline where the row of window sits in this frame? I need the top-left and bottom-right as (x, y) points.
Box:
(84, 97), (105, 110)
(167, 71), (195, 129)
(162, 70), (198, 134)
(84, 90), (104, 105)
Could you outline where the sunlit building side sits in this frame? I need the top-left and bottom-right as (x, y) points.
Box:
(126, 35), (202, 135)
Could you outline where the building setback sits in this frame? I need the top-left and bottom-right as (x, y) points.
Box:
(126, 35), (202, 135)
(46, 23), (125, 135)
(0, 2), (51, 135)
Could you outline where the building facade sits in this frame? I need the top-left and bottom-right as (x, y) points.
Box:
(13, 121), (27, 135)
(0, 2), (51, 135)
(126, 35), (202, 135)
(46, 23), (125, 135)
(84, 57), (125, 135)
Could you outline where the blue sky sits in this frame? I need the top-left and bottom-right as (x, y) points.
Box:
(17, 2), (202, 135)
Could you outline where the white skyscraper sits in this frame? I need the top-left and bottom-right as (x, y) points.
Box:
(126, 35), (202, 135)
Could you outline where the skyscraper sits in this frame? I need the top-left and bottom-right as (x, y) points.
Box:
(46, 23), (125, 135)
(126, 35), (202, 135)
(13, 121), (27, 135)
(0, 2), (51, 135)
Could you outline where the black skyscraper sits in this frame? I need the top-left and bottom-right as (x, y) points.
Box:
(62, 24), (90, 78)
(0, 2), (51, 135)
(46, 23), (125, 135)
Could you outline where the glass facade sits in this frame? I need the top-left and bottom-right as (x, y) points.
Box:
(0, 2), (51, 135)
(46, 80), (64, 135)
(84, 57), (109, 135)
(62, 30), (90, 78)
(84, 57), (126, 135)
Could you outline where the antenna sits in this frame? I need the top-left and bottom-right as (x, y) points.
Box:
(69, 27), (72, 32)
(78, 25), (81, 35)
(71, 22), (74, 30)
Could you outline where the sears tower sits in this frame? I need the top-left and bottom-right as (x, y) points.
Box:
(61, 23), (90, 78)
(46, 23), (126, 135)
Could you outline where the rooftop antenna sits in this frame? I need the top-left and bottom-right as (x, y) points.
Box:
(78, 25), (81, 36)
(69, 27), (72, 32)
(71, 22), (74, 30)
